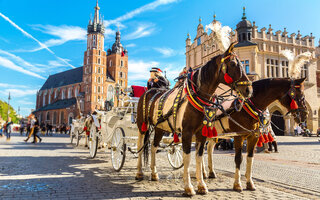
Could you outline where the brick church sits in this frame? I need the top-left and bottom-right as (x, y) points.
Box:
(34, 1), (128, 126)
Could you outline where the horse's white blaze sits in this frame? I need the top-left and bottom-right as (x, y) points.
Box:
(150, 144), (158, 174)
(183, 152), (193, 190)
(245, 157), (253, 183)
(152, 88), (188, 133)
(234, 168), (241, 186)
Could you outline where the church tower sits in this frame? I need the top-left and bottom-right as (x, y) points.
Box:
(107, 30), (128, 93)
(83, 0), (107, 113)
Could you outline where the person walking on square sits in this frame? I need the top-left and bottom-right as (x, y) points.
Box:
(32, 117), (42, 143)
(6, 118), (13, 141)
(296, 124), (302, 136)
(24, 115), (36, 142)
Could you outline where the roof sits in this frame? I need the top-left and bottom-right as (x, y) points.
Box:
(234, 41), (257, 48)
(106, 70), (115, 82)
(40, 67), (83, 91)
(236, 19), (252, 29)
(34, 98), (77, 112)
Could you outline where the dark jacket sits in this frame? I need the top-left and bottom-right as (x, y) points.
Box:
(147, 75), (170, 90)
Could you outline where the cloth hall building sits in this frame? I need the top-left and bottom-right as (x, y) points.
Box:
(185, 9), (320, 135)
(34, 2), (128, 126)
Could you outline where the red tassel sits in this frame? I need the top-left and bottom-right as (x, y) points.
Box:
(212, 126), (218, 137)
(263, 134), (269, 143)
(224, 73), (234, 84)
(290, 99), (298, 110)
(141, 122), (147, 132)
(173, 133), (179, 143)
(257, 135), (265, 147)
(207, 127), (213, 138)
(202, 125), (208, 137)
(86, 131), (90, 136)
(83, 127), (87, 131)
(268, 132), (274, 142)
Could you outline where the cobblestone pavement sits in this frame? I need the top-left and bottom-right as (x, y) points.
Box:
(0, 133), (319, 199)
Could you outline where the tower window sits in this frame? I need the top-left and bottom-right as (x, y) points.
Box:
(248, 33), (251, 41)
(242, 33), (246, 41)
(121, 60), (123, 67)
(110, 60), (113, 67)
(99, 50), (101, 55)
(98, 67), (101, 73)
(98, 58), (100, 64)
(98, 77), (101, 83)
(98, 86), (101, 93)
(120, 72), (123, 78)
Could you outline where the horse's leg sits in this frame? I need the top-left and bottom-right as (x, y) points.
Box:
(182, 131), (195, 196)
(207, 139), (217, 178)
(150, 128), (164, 181)
(135, 131), (145, 180)
(195, 137), (208, 194)
(245, 135), (258, 191)
(202, 157), (207, 179)
(233, 136), (244, 192)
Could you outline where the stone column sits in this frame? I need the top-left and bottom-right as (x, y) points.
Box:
(284, 115), (292, 136)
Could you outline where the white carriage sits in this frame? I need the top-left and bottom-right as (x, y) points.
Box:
(88, 85), (184, 171)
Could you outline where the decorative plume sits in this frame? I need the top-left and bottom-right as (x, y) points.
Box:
(206, 21), (231, 51)
(281, 50), (312, 78)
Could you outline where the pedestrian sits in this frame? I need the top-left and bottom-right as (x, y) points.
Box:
(267, 125), (278, 153)
(20, 121), (25, 136)
(32, 117), (42, 143)
(296, 124), (302, 136)
(6, 118), (13, 141)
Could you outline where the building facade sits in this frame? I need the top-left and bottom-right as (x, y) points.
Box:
(34, 1), (128, 126)
(185, 9), (320, 135)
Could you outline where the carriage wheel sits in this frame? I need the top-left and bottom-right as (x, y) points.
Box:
(111, 127), (126, 172)
(167, 144), (184, 169)
(89, 124), (98, 158)
(75, 130), (80, 147)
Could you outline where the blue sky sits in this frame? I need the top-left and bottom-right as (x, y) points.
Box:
(0, 0), (319, 116)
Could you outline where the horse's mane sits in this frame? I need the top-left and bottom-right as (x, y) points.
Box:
(252, 78), (290, 98)
(197, 55), (220, 86)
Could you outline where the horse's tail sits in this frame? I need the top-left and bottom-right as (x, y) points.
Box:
(143, 129), (150, 166)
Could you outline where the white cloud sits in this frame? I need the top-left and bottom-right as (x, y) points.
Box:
(30, 25), (87, 51)
(0, 12), (75, 68)
(16, 100), (34, 105)
(0, 83), (28, 88)
(128, 60), (159, 83)
(154, 47), (175, 57)
(123, 23), (155, 40)
(0, 56), (45, 79)
(105, 0), (180, 26)
(0, 88), (37, 98)
(126, 43), (136, 48)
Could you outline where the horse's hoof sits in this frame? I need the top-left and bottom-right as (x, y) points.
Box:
(246, 182), (256, 191)
(209, 171), (217, 179)
(197, 185), (208, 195)
(233, 183), (243, 192)
(183, 187), (196, 196)
(135, 173), (144, 181)
(151, 173), (159, 181)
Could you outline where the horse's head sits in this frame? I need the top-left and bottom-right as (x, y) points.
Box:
(279, 78), (308, 124)
(218, 42), (253, 99)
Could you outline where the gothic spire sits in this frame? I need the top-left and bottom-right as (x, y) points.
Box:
(94, 0), (100, 24)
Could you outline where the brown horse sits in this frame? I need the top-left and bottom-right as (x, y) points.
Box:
(135, 43), (253, 196)
(206, 78), (307, 192)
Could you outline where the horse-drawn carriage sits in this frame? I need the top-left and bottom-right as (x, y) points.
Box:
(70, 116), (88, 147)
(86, 85), (184, 171)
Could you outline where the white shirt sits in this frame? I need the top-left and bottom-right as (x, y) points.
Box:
(296, 126), (302, 134)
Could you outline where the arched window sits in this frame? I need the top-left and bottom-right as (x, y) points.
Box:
(60, 111), (64, 124)
(248, 33), (251, 41)
(98, 58), (100, 64)
(242, 33), (246, 41)
(68, 88), (72, 98)
(98, 67), (101, 73)
(98, 86), (101, 93)
(43, 94), (46, 106)
(46, 112), (50, 121)
(98, 77), (101, 83)
(120, 72), (123, 78)
(75, 87), (79, 97)
(48, 93), (51, 104)
(99, 50), (101, 55)
(121, 60), (123, 67)
(54, 89), (58, 99)
(61, 90), (65, 100)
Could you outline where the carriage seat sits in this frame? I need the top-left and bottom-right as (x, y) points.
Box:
(131, 85), (147, 97)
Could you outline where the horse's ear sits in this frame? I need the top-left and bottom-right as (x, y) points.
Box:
(223, 42), (236, 57)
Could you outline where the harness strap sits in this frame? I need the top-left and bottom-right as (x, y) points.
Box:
(173, 87), (184, 133)
(218, 118), (227, 133)
(147, 91), (162, 123)
(157, 89), (173, 119)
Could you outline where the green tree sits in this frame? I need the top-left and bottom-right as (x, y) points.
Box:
(0, 100), (20, 123)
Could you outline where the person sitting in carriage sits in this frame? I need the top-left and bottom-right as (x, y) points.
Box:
(147, 67), (170, 90)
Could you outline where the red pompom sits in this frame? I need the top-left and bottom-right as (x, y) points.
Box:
(290, 99), (298, 110)
(83, 127), (87, 131)
(86, 131), (90, 136)
(173, 133), (179, 143)
(268, 132), (274, 142)
(202, 125), (208, 137)
(141, 122), (148, 132)
(224, 73), (234, 84)
(263, 134), (269, 143)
